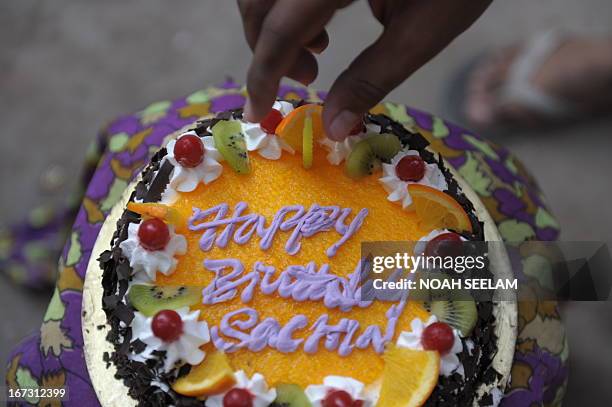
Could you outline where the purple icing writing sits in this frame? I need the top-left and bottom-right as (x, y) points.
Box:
(201, 259), (373, 312)
(188, 202), (368, 257)
(210, 301), (405, 356)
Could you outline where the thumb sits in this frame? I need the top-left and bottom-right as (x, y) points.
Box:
(322, 27), (420, 141)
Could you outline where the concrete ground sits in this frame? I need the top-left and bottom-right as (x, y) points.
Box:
(1, 0), (611, 404)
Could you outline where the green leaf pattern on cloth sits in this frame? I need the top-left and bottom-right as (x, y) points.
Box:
(432, 117), (450, 138)
(108, 132), (130, 153)
(464, 133), (500, 160)
(498, 219), (537, 242)
(16, 367), (40, 404)
(100, 178), (129, 212)
(458, 152), (492, 197)
(65, 231), (82, 267)
(44, 288), (65, 322)
(536, 207), (560, 230)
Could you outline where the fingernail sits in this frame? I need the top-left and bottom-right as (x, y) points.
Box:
(329, 110), (359, 141)
(244, 97), (255, 122)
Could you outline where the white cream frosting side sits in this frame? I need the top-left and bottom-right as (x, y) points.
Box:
(379, 150), (448, 209)
(241, 100), (295, 160)
(206, 370), (277, 407)
(318, 123), (381, 165)
(129, 307), (211, 373)
(396, 315), (464, 377)
(162, 132), (224, 200)
(305, 376), (374, 407)
(119, 222), (187, 282)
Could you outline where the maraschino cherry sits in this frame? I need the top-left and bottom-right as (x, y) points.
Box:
(323, 389), (362, 407)
(260, 109), (283, 134)
(422, 321), (455, 355)
(173, 134), (205, 168)
(137, 218), (170, 251)
(349, 120), (366, 136)
(151, 310), (183, 342)
(395, 154), (426, 182)
(223, 388), (253, 407)
(424, 232), (463, 258)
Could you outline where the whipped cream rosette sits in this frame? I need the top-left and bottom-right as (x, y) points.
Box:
(130, 307), (211, 372)
(379, 150), (448, 210)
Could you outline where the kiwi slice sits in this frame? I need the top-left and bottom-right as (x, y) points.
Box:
(429, 299), (478, 337)
(128, 284), (201, 316)
(346, 138), (377, 179)
(367, 133), (402, 161)
(211, 120), (250, 174)
(345, 133), (401, 179)
(274, 383), (312, 407)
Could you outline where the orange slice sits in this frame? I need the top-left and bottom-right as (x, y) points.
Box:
(408, 184), (473, 233)
(377, 345), (440, 407)
(127, 202), (184, 227)
(171, 350), (236, 397)
(276, 104), (325, 151)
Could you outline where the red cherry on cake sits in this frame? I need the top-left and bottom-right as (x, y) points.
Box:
(323, 390), (355, 407)
(223, 388), (253, 407)
(422, 321), (455, 355)
(137, 218), (170, 251)
(395, 155), (426, 182)
(349, 120), (366, 136)
(151, 310), (183, 342)
(424, 232), (463, 258)
(173, 134), (205, 168)
(260, 108), (283, 134)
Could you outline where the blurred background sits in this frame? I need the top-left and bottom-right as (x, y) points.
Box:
(1, 0), (611, 404)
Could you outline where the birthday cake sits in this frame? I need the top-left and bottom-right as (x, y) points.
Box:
(94, 101), (510, 406)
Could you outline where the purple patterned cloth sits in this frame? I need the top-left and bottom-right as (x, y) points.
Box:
(3, 80), (567, 406)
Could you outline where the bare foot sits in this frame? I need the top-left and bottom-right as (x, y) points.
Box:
(465, 34), (612, 128)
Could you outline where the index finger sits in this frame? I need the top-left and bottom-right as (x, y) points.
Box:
(244, 0), (344, 121)
(237, 0), (276, 50)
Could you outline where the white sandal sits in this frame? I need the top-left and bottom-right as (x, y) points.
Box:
(496, 30), (580, 119)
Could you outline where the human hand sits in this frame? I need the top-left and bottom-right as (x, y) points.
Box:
(238, 0), (491, 140)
